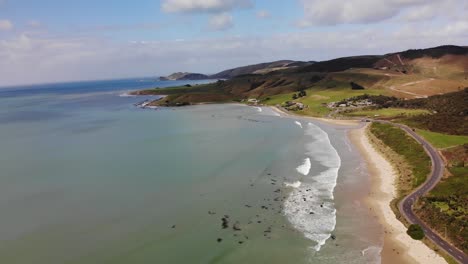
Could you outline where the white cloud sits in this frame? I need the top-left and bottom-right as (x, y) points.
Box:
(256, 10), (270, 19)
(0, 19), (13, 31)
(1, 19), (467, 87)
(297, 0), (463, 26)
(208, 12), (233, 30)
(162, 0), (252, 13)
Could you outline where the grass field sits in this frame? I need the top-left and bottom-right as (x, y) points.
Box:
(262, 92), (296, 106)
(416, 129), (468, 149)
(370, 122), (431, 187)
(345, 108), (430, 118)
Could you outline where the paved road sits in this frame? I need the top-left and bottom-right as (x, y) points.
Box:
(377, 121), (468, 264)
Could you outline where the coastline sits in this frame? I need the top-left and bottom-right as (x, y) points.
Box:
(269, 105), (445, 263)
(349, 125), (447, 264)
(270, 106), (360, 127)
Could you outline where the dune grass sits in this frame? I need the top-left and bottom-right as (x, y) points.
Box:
(370, 122), (431, 187)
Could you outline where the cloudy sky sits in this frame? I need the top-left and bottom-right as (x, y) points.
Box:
(0, 0), (467, 87)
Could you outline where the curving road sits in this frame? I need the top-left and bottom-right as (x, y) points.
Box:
(377, 121), (468, 264)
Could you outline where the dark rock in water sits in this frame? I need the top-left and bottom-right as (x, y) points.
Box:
(257, 220), (262, 223)
(331, 234), (336, 240)
(217, 238), (223, 243)
(233, 222), (242, 231)
(221, 217), (229, 229)
(171, 225), (176, 228)
(309, 211), (315, 215)
(208, 211), (216, 215)
(238, 241), (244, 244)
(320, 204), (323, 208)
(267, 173), (271, 175)
(274, 189), (280, 193)
(245, 204), (252, 208)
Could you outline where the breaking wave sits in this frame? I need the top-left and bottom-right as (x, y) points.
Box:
(284, 122), (341, 251)
(296, 158), (311, 175)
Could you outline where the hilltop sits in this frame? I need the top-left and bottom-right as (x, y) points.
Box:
(159, 60), (315, 81)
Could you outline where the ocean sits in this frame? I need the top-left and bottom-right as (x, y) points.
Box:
(0, 78), (383, 263)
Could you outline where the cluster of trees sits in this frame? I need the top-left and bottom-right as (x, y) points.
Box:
(292, 90), (307, 100)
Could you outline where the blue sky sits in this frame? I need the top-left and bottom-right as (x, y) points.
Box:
(0, 0), (467, 86)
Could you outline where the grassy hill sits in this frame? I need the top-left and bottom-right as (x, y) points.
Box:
(136, 45), (468, 110)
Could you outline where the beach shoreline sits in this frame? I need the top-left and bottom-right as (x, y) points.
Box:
(349, 125), (447, 264)
(269, 105), (445, 263)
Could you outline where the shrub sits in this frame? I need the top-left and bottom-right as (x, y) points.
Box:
(407, 224), (425, 240)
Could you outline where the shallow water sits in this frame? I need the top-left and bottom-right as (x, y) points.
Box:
(0, 79), (382, 263)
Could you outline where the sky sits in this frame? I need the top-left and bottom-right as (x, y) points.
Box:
(0, 0), (467, 86)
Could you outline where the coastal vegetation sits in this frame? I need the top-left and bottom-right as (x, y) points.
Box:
(407, 224), (425, 240)
(370, 122), (431, 187)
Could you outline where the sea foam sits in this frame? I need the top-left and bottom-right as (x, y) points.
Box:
(284, 122), (341, 251)
(254, 107), (262, 112)
(296, 158), (311, 175)
(294, 121), (303, 128)
(285, 181), (302, 188)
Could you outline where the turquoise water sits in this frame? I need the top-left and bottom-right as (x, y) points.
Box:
(0, 80), (382, 263)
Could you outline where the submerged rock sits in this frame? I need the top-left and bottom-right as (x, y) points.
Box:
(233, 222), (242, 231)
(221, 217), (229, 229)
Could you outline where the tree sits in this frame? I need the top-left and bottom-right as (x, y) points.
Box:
(407, 224), (425, 240)
(299, 90), (307, 97)
(292, 94), (298, 100)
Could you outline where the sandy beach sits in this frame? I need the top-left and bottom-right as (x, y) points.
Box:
(349, 126), (447, 264)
